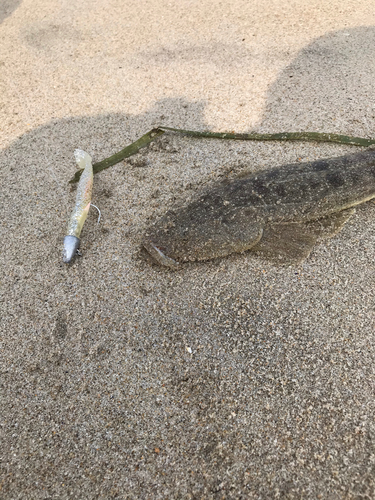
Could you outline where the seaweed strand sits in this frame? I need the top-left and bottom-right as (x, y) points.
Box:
(69, 126), (375, 183)
(69, 128), (165, 183)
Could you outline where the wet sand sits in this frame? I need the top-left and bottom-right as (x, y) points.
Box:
(1, 1), (375, 498)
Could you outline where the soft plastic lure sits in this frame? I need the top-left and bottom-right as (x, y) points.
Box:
(63, 149), (93, 263)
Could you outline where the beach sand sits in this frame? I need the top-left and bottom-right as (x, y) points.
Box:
(1, 0), (375, 497)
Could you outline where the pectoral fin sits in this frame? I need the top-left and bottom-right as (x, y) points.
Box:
(251, 208), (355, 264)
(307, 208), (356, 240)
(251, 223), (318, 263)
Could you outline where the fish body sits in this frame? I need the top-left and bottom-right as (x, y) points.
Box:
(143, 149), (375, 268)
(63, 149), (93, 263)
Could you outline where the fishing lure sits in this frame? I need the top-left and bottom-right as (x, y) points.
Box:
(63, 149), (93, 263)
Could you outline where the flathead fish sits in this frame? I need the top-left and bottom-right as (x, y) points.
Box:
(143, 149), (375, 268)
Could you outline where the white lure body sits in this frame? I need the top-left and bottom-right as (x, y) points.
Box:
(63, 149), (93, 263)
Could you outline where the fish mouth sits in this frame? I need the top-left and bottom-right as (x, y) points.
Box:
(143, 240), (180, 270)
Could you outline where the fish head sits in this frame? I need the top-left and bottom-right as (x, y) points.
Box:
(142, 210), (228, 268)
(63, 235), (80, 263)
(142, 204), (213, 268)
(142, 202), (264, 268)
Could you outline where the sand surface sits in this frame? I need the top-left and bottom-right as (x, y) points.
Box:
(1, 1), (375, 498)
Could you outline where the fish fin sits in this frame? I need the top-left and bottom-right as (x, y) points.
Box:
(306, 208), (356, 240)
(251, 208), (355, 264)
(251, 223), (318, 264)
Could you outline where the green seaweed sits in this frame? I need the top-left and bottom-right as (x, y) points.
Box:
(159, 127), (375, 146)
(69, 126), (375, 183)
(69, 128), (165, 183)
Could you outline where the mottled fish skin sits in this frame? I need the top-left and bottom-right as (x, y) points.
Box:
(142, 149), (375, 267)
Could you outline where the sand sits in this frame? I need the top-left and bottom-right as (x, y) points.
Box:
(1, 0), (375, 498)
